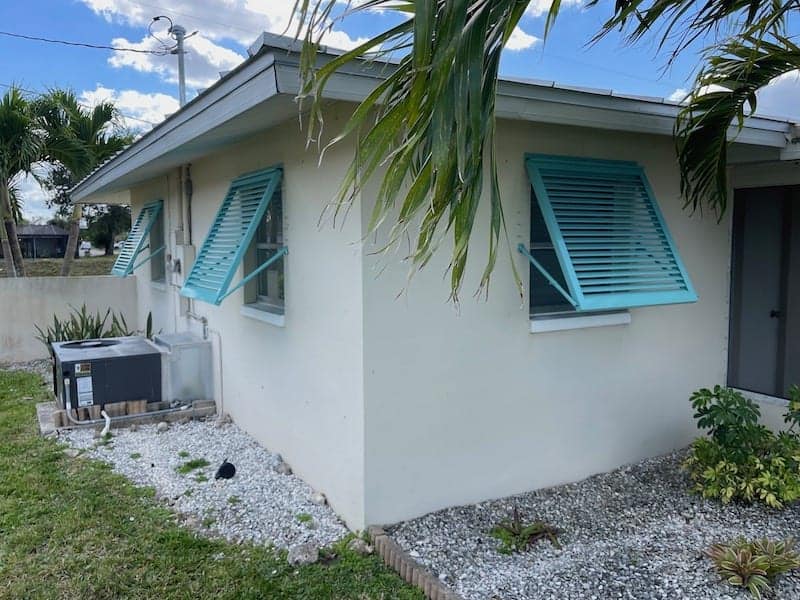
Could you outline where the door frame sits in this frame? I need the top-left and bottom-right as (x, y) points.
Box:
(728, 185), (796, 398)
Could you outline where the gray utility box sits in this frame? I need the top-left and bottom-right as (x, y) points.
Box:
(52, 337), (163, 410)
(154, 332), (213, 403)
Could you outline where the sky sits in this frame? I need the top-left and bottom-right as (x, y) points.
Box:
(2, 0), (799, 221)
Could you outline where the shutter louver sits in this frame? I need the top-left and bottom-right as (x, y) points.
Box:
(180, 167), (282, 305)
(111, 200), (163, 277)
(524, 154), (697, 311)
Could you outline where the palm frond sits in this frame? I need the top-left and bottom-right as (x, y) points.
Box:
(588, 0), (792, 60)
(294, 0), (528, 301)
(676, 33), (800, 217)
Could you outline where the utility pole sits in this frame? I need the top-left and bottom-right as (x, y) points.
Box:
(170, 24), (187, 107)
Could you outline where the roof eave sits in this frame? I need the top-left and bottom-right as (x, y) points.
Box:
(71, 36), (795, 201)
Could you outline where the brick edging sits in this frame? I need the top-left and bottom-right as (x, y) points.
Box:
(368, 526), (463, 600)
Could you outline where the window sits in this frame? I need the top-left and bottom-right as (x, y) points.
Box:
(181, 167), (286, 306)
(520, 154), (697, 315)
(149, 208), (166, 282)
(111, 200), (164, 277)
(244, 187), (284, 313)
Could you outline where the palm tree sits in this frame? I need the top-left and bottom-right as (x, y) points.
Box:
(0, 88), (45, 277)
(35, 91), (131, 275)
(291, 0), (797, 300)
(0, 87), (91, 277)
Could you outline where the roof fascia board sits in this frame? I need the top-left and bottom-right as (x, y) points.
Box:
(72, 52), (279, 201)
(272, 53), (788, 148)
(75, 42), (794, 199)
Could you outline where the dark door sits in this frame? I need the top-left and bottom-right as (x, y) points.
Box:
(729, 187), (800, 398)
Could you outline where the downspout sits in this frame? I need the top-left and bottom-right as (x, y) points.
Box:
(184, 164), (193, 245)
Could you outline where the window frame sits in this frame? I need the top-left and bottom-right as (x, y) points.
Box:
(243, 186), (285, 315)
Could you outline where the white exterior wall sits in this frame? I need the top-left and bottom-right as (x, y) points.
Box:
(0, 276), (138, 362)
(127, 107), (367, 527)
(361, 120), (733, 525)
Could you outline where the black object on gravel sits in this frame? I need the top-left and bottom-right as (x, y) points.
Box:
(215, 459), (236, 480)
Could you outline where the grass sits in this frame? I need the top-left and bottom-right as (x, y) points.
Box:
(0, 255), (116, 278)
(176, 458), (210, 474)
(0, 369), (423, 599)
(297, 513), (313, 524)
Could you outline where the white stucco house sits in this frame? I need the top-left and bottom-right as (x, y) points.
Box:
(70, 34), (800, 530)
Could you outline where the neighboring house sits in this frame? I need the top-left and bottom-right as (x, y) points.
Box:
(70, 33), (800, 529)
(0, 224), (70, 259)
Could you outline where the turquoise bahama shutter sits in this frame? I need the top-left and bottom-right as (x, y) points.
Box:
(181, 167), (283, 305)
(521, 154), (697, 311)
(111, 200), (163, 277)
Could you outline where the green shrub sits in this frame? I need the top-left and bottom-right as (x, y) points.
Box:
(706, 537), (800, 599)
(35, 304), (133, 350)
(35, 306), (154, 351)
(489, 506), (560, 554)
(685, 385), (800, 508)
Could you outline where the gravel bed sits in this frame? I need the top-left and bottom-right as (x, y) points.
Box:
(63, 420), (349, 550)
(389, 451), (800, 600)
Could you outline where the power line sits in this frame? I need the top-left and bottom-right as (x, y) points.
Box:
(0, 30), (174, 55)
(0, 82), (157, 126)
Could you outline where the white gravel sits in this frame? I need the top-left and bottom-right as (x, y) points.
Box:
(62, 420), (349, 550)
(388, 451), (800, 600)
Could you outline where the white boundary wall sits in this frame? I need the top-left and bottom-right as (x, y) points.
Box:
(0, 276), (138, 362)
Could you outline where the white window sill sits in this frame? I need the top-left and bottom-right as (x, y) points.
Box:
(530, 311), (631, 333)
(240, 304), (285, 328)
(150, 280), (167, 292)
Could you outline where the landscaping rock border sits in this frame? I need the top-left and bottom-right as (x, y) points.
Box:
(369, 526), (464, 600)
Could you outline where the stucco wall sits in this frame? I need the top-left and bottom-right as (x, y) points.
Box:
(127, 106), (367, 528)
(361, 120), (733, 525)
(0, 276), (138, 362)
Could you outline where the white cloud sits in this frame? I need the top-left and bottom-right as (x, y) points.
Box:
(667, 88), (689, 103)
(108, 34), (244, 89)
(756, 70), (800, 120)
(668, 75), (800, 121)
(506, 27), (540, 51)
(14, 172), (52, 222)
(525, 0), (582, 18)
(79, 85), (181, 131)
(79, 1), (374, 92)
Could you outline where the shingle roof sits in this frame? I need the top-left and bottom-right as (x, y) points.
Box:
(17, 224), (69, 237)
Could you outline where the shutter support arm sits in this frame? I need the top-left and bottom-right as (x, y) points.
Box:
(132, 245), (166, 272)
(517, 244), (578, 308)
(219, 246), (288, 302)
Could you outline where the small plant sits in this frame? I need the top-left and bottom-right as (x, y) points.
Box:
(129, 452), (142, 460)
(296, 513), (313, 524)
(707, 537), (800, 599)
(35, 304), (134, 351)
(194, 474), (208, 483)
(35, 306), (156, 352)
(685, 385), (800, 508)
(177, 451), (190, 458)
(183, 488), (194, 497)
(227, 495), (241, 505)
(202, 517), (215, 528)
(489, 506), (560, 554)
(176, 458), (210, 475)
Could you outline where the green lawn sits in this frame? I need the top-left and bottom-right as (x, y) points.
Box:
(0, 369), (422, 600)
(0, 256), (117, 278)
